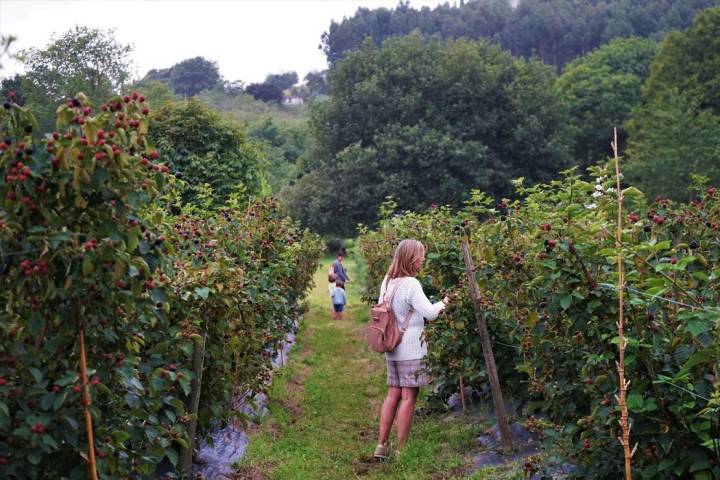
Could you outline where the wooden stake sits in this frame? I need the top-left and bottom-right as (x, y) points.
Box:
(612, 127), (633, 480)
(459, 375), (467, 413)
(461, 238), (513, 449)
(79, 327), (98, 480)
(181, 328), (207, 477)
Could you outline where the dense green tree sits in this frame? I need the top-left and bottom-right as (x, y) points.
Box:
(0, 74), (25, 105)
(245, 82), (283, 103)
(264, 71), (298, 91)
(148, 98), (267, 204)
(303, 70), (329, 97)
(627, 7), (720, 199)
(321, 0), (718, 69)
(283, 34), (571, 236)
(556, 37), (657, 166)
(169, 57), (221, 96)
(248, 117), (308, 192)
(128, 79), (179, 106)
(143, 56), (221, 97)
(19, 26), (132, 131)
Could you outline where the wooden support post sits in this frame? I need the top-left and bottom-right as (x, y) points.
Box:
(459, 375), (466, 413)
(181, 328), (207, 477)
(461, 238), (513, 449)
(78, 327), (99, 480)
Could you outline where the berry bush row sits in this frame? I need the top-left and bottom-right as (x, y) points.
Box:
(0, 92), (322, 478)
(359, 167), (720, 479)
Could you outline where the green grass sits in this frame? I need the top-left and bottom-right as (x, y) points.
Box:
(237, 256), (524, 479)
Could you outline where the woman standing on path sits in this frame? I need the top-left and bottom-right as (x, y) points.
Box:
(373, 239), (450, 459)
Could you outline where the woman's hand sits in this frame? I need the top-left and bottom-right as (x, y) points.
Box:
(441, 296), (450, 306)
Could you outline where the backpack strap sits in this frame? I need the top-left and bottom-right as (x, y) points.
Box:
(385, 278), (414, 332)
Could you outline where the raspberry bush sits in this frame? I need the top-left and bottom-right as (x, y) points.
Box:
(359, 167), (720, 479)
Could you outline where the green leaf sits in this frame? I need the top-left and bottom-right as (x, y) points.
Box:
(40, 393), (54, 411)
(680, 347), (717, 375)
(626, 393), (644, 412)
(686, 319), (710, 337)
(52, 391), (68, 411)
(82, 256), (94, 275)
(195, 287), (210, 300)
(560, 294), (572, 310)
(29, 367), (44, 384)
(111, 430), (131, 444)
(127, 230), (139, 252)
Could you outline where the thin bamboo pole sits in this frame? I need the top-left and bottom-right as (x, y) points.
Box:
(459, 375), (467, 413)
(79, 327), (99, 480)
(612, 127), (634, 480)
(461, 238), (513, 449)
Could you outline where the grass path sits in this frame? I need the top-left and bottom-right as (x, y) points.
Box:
(236, 257), (523, 480)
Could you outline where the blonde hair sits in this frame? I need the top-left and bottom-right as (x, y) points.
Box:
(386, 239), (425, 279)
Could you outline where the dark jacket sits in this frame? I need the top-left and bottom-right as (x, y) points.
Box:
(333, 259), (349, 283)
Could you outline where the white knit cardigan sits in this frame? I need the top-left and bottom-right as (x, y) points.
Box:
(377, 276), (445, 361)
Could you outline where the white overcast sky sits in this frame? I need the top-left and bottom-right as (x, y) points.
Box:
(0, 0), (450, 83)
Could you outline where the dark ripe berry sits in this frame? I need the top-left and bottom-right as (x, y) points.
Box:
(670, 256), (678, 265)
(150, 150), (159, 160)
(2, 102), (10, 110)
(583, 439), (591, 449)
(139, 95), (145, 102)
(83, 107), (91, 116)
(708, 187), (717, 196)
(72, 98), (81, 107)
(689, 240), (698, 249)
(3, 138), (11, 146)
(132, 91), (139, 100)
(24, 125), (32, 133)
(123, 95), (131, 103)
(643, 225), (651, 232)
(142, 107), (149, 115)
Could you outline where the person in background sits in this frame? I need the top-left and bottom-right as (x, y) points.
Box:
(372, 239), (449, 459)
(333, 252), (349, 285)
(331, 280), (346, 320)
(328, 272), (336, 297)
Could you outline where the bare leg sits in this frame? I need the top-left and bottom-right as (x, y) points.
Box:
(378, 387), (401, 445)
(396, 387), (419, 448)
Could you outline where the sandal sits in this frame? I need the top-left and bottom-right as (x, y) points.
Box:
(373, 442), (390, 459)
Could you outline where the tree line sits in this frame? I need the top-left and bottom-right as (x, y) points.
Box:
(282, 6), (720, 237)
(321, 0), (719, 69)
(3, 5), (719, 240)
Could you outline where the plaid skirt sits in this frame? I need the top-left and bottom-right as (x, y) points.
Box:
(386, 358), (429, 388)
